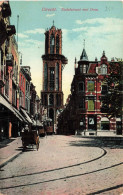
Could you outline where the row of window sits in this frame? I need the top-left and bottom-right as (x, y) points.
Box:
(79, 117), (110, 130)
(78, 81), (108, 94)
(44, 94), (61, 107)
(44, 63), (59, 91)
(79, 64), (107, 75)
(79, 99), (94, 111)
(50, 34), (59, 54)
(78, 81), (95, 92)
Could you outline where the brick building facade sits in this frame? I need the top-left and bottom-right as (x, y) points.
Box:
(57, 48), (122, 136)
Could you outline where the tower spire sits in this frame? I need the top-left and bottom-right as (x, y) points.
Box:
(83, 39), (85, 49)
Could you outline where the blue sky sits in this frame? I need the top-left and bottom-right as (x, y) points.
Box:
(10, 1), (123, 102)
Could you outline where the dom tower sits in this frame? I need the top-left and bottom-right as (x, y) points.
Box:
(41, 23), (68, 129)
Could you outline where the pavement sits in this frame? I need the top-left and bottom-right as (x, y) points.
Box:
(0, 135), (123, 195)
(0, 134), (123, 169)
(0, 137), (22, 168)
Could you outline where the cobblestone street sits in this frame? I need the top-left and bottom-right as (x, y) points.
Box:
(0, 135), (123, 195)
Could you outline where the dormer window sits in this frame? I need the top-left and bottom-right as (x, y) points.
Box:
(80, 65), (82, 73)
(83, 64), (86, 73)
(101, 64), (107, 75)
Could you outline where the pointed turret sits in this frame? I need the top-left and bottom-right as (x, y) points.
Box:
(101, 51), (108, 63)
(80, 48), (88, 61)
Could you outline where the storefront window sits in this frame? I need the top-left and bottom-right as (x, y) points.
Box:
(101, 122), (109, 130)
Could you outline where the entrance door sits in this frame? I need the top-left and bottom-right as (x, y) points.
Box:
(116, 122), (122, 135)
(88, 116), (97, 130)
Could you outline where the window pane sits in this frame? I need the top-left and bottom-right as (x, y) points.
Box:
(102, 85), (107, 94)
(88, 100), (94, 111)
(88, 81), (94, 92)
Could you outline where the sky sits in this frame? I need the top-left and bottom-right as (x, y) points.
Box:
(10, 1), (123, 103)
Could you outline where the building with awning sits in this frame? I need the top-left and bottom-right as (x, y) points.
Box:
(20, 108), (33, 124)
(0, 95), (26, 138)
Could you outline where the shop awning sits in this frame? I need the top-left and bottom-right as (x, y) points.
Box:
(32, 120), (43, 127)
(101, 117), (109, 122)
(20, 108), (32, 124)
(116, 118), (121, 122)
(0, 95), (15, 114)
(0, 95), (26, 123)
(13, 107), (27, 123)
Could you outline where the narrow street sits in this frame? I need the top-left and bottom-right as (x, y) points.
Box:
(0, 135), (123, 195)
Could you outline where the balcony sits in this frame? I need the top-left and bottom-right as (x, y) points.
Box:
(7, 25), (16, 36)
(6, 54), (14, 66)
(2, 2), (11, 18)
(0, 70), (5, 88)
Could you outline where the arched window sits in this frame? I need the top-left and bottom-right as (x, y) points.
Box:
(44, 94), (47, 106)
(83, 64), (86, 73)
(56, 35), (59, 54)
(45, 34), (49, 54)
(56, 63), (59, 90)
(49, 94), (54, 105)
(50, 34), (55, 54)
(101, 64), (107, 75)
(49, 108), (54, 122)
(44, 63), (48, 90)
(56, 94), (61, 106)
(50, 67), (55, 90)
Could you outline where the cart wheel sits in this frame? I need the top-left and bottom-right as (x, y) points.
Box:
(22, 141), (24, 147)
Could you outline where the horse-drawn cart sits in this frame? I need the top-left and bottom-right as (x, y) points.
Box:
(21, 130), (40, 151)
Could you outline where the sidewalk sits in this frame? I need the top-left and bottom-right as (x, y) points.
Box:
(0, 137), (22, 168)
(75, 134), (123, 146)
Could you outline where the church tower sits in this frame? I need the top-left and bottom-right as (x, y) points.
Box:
(41, 22), (68, 126)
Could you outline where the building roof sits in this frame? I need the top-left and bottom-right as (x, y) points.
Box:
(80, 48), (88, 61)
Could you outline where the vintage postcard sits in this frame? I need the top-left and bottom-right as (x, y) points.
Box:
(0, 0), (123, 194)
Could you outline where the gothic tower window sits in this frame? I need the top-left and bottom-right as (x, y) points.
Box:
(49, 94), (54, 105)
(45, 34), (49, 54)
(56, 35), (59, 54)
(44, 63), (48, 90)
(50, 67), (55, 90)
(44, 94), (47, 106)
(49, 108), (54, 122)
(50, 34), (55, 54)
(56, 63), (59, 90)
(56, 94), (61, 106)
